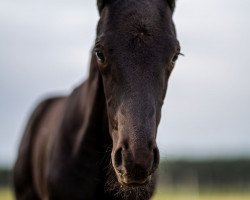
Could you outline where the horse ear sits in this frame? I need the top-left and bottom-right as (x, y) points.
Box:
(97, 0), (106, 14)
(166, 0), (176, 11)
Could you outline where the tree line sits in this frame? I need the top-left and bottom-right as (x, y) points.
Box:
(1, 159), (250, 189)
(159, 159), (250, 189)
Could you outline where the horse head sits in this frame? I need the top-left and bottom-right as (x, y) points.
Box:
(95, 0), (180, 187)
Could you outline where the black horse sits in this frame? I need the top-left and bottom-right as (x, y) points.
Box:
(13, 0), (181, 199)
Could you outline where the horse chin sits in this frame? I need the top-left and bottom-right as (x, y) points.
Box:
(119, 179), (149, 187)
(117, 174), (151, 188)
(105, 166), (156, 199)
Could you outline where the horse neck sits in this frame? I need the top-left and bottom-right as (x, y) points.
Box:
(71, 54), (111, 155)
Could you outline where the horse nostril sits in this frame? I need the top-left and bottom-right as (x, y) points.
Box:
(148, 141), (153, 150)
(151, 148), (160, 173)
(114, 147), (123, 171)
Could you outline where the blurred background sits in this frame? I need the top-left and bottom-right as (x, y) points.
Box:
(1, 0), (250, 199)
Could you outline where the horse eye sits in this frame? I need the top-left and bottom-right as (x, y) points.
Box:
(172, 53), (179, 64)
(95, 50), (105, 64)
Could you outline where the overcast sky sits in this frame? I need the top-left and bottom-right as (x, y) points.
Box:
(0, 0), (250, 167)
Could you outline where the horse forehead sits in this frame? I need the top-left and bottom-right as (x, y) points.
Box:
(108, 0), (166, 33)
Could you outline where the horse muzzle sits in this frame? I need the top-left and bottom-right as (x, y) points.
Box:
(112, 142), (159, 187)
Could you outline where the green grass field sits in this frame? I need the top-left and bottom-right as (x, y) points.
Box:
(0, 187), (13, 200)
(152, 189), (250, 200)
(1, 187), (250, 200)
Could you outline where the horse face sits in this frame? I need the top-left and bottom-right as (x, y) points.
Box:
(95, 0), (180, 186)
